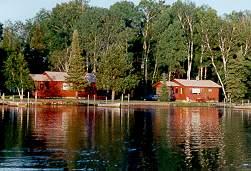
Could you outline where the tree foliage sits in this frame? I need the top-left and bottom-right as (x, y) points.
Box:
(3, 52), (32, 99)
(159, 74), (169, 102)
(96, 43), (138, 100)
(66, 30), (87, 91)
(0, 0), (251, 100)
(225, 53), (248, 101)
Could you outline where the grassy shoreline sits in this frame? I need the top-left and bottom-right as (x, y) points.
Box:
(1, 97), (250, 109)
(0, 98), (218, 107)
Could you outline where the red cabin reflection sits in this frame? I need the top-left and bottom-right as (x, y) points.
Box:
(169, 107), (222, 149)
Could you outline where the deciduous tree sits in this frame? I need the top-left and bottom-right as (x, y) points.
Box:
(3, 52), (32, 100)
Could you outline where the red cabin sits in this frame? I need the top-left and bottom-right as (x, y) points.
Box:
(30, 71), (96, 98)
(154, 79), (221, 102)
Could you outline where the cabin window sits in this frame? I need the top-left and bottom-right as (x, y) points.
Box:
(192, 88), (200, 94)
(208, 88), (212, 92)
(175, 88), (178, 94)
(62, 83), (72, 90)
(180, 88), (183, 94)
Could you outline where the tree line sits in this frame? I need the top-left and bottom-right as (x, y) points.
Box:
(0, 0), (250, 101)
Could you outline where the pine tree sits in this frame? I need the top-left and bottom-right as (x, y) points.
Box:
(97, 43), (138, 101)
(225, 53), (248, 102)
(159, 74), (169, 102)
(66, 30), (87, 91)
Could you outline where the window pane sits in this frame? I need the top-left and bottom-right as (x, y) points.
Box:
(192, 88), (200, 94)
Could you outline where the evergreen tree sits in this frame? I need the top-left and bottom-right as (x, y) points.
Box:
(159, 74), (169, 102)
(66, 30), (87, 91)
(3, 52), (32, 100)
(97, 43), (138, 100)
(1, 0), (251, 100)
(225, 53), (248, 102)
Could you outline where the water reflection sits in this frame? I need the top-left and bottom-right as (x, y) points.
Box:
(168, 107), (224, 170)
(0, 105), (251, 170)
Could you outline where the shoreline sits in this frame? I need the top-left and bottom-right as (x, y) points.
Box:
(0, 98), (210, 107)
(1, 98), (250, 109)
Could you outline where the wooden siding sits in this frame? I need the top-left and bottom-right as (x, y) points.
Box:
(33, 81), (96, 98)
(154, 80), (221, 102)
(30, 72), (96, 98)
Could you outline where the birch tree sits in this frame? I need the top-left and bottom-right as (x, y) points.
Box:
(172, 1), (197, 80)
(198, 8), (228, 99)
(138, 0), (164, 84)
(3, 53), (32, 100)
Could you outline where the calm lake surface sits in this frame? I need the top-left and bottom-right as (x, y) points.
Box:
(0, 105), (251, 170)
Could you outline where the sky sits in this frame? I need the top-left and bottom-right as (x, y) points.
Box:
(0, 0), (251, 23)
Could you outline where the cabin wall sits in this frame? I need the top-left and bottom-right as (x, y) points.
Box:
(175, 87), (219, 102)
(33, 81), (97, 98)
(154, 81), (220, 102)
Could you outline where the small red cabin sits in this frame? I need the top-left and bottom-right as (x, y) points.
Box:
(154, 79), (221, 102)
(30, 71), (96, 98)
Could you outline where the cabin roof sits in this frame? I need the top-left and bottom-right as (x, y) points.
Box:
(31, 71), (96, 83)
(174, 79), (221, 88)
(153, 81), (180, 87)
(161, 81), (179, 87)
(44, 71), (68, 81)
(29, 74), (50, 81)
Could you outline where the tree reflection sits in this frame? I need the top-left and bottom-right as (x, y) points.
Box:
(0, 106), (251, 170)
(127, 109), (157, 170)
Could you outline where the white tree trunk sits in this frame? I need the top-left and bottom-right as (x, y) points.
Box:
(17, 87), (23, 101)
(93, 36), (97, 73)
(211, 57), (227, 100)
(112, 90), (115, 101)
(21, 88), (23, 101)
(168, 71), (171, 82)
(187, 42), (191, 80)
(200, 45), (204, 80)
(205, 33), (227, 100)
(204, 67), (207, 80)
(152, 58), (158, 84)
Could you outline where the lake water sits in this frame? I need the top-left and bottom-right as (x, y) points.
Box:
(0, 105), (251, 170)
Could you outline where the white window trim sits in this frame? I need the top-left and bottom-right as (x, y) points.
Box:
(192, 88), (200, 94)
